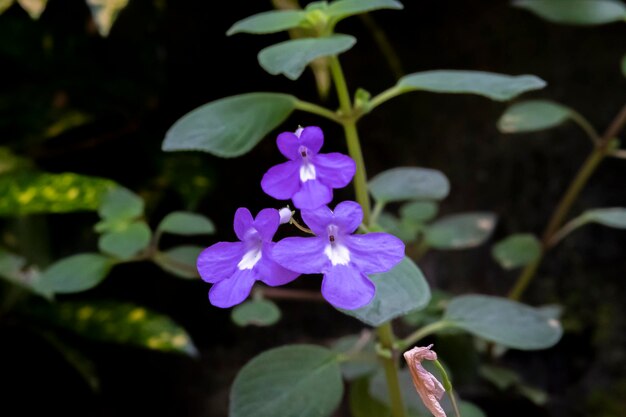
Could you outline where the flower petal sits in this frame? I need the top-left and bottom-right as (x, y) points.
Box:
(261, 160), (301, 200)
(314, 153), (356, 188)
(253, 208), (280, 241)
(208, 268), (257, 308)
(333, 201), (363, 234)
(276, 131), (300, 160)
(256, 243), (300, 286)
(234, 208), (254, 241)
(292, 180), (332, 210)
(346, 233), (405, 274)
(321, 264), (375, 310)
(272, 236), (328, 274)
(299, 126), (324, 154)
(301, 204), (334, 235)
(197, 241), (245, 283)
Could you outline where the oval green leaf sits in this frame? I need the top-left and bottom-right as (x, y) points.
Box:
(227, 10), (307, 36)
(163, 93), (297, 158)
(444, 295), (563, 349)
(341, 257), (431, 326)
(583, 207), (626, 228)
(157, 211), (215, 235)
(154, 246), (202, 279)
(31, 301), (197, 356)
(425, 212), (497, 250)
(397, 70), (546, 101)
(258, 35), (356, 80)
(98, 187), (144, 221)
(327, 0), (403, 21)
(39, 253), (113, 294)
(332, 335), (378, 380)
(491, 233), (542, 270)
(514, 0), (626, 26)
(400, 201), (438, 223)
(0, 172), (116, 217)
(230, 345), (343, 417)
(369, 167), (450, 203)
(497, 100), (572, 133)
(231, 299), (281, 327)
(98, 222), (152, 260)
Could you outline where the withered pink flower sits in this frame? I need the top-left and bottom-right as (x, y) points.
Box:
(403, 345), (447, 417)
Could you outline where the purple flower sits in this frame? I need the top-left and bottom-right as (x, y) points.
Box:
(197, 208), (299, 308)
(272, 201), (405, 310)
(261, 126), (356, 210)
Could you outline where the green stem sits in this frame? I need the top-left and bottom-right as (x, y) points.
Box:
(365, 85), (406, 118)
(376, 323), (407, 417)
(508, 103), (626, 301)
(294, 99), (341, 123)
(397, 320), (452, 350)
(329, 55), (403, 417)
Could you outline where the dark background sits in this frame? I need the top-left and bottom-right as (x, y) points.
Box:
(1, 0), (625, 416)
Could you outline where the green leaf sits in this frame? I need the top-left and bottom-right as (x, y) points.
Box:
(349, 378), (391, 417)
(98, 187), (144, 221)
(0, 172), (116, 216)
(163, 93), (297, 158)
(425, 212), (497, 250)
(583, 207), (626, 229)
(87, 0), (130, 36)
(31, 301), (197, 356)
(497, 100), (571, 133)
(444, 295), (563, 350)
(480, 365), (547, 405)
(227, 10), (307, 36)
(98, 222), (152, 260)
(153, 246), (202, 279)
(231, 299), (282, 327)
(258, 35), (356, 80)
(369, 167), (450, 203)
(377, 212), (421, 242)
(491, 233), (542, 269)
(341, 257), (431, 326)
(327, 0), (403, 21)
(0, 0), (14, 15)
(400, 201), (438, 223)
(39, 254), (113, 294)
(0, 248), (26, 282)
(397, 70), (546, 101)
(230, 345), (343, 417)
(402, 289), (450, 327)
(514, 0), (626, 26)
(0, 147), (32, 175)
(621, 54), (626, 78)
(332, 334), (379, 380)
(157, 211), (215, 236)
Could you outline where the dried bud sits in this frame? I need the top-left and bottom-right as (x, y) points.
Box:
(403, 345), (447, 417)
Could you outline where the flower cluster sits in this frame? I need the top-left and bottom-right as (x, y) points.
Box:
(197, 126), (405, 310)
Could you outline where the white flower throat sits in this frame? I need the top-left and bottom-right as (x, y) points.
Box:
(237, 228), (263, 270)
(324, 224), (350, 266)
(298, 145), (316, 182)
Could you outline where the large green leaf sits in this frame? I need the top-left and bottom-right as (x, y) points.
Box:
(98, 187), (144, 222)
(0, 172), (116, 216)
(230, 345), (343, 417)
(157, 211), (215, 236)
(162, 93), (297, 158)
(396, 70), (546, 101)
(369, 167), (450, 203)
(444, 295), (563, 350)
(425, 212), (497, 250)
(497, 100), (571, 133)
(583, 207), (626, 229)
(98, 222), (152, 260)
(327, 0), (403, 21)
(153, 246), (202, 279)
(341, 257), (431, 326)
(258, 35), (356, 80)
(227, 10), (307, 36)
(332, 334), (379, 380)
(491, 233), (542, 270)
(514, 0), (626, 26)
(30, 301), (197, 356)
(400, 201), (438, 223)
(231, 299), (282, 327)
(38, 253), (114, 294)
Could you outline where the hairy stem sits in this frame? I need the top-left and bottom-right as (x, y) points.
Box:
(508, 103), (626, 300)
(397, 320), (452, 350)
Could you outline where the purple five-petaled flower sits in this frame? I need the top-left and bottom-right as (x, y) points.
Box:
(261, 126), (356, 210)
(272, 201), (405, 310)
(197, 208), (299, 308)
